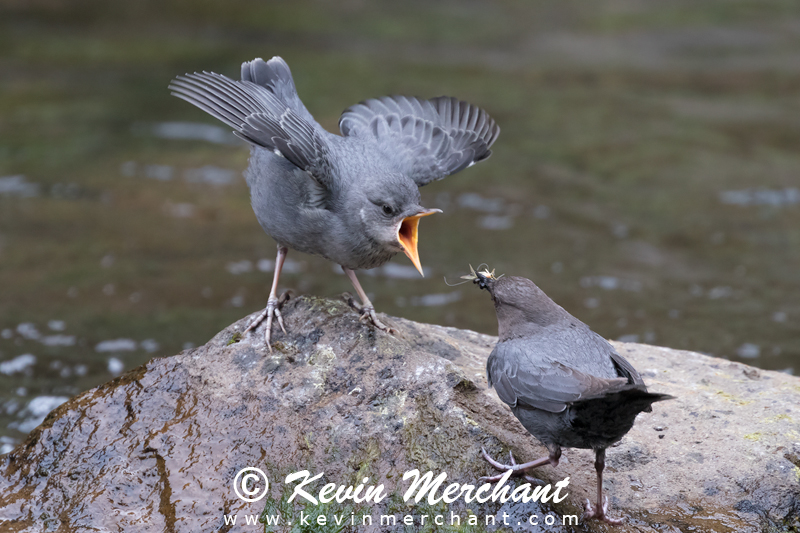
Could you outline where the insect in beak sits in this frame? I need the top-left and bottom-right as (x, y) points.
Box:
(460, 264), (501, 290)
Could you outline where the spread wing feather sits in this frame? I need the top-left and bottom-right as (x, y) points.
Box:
(240, 56), (321, 129)
(339, 95), (499, 186)
(169, 71), (333, 187)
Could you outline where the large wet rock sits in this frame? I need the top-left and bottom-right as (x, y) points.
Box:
(0, 296), (798, 532)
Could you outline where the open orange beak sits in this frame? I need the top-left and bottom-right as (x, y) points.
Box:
(397, 208), (442, 276)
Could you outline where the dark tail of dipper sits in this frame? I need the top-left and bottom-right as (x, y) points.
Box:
(569, 387), (674, 444)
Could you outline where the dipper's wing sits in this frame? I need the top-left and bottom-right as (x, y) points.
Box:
(240, 56), (321, 130)
(339, 96), (499, 186)
(169, 71), (334, 187)
(487, 341), (629, 414)
(609, 350), (646, 387)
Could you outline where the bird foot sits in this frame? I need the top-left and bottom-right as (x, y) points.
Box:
(582, 496), (623, 525)
(479, 448), (546, 484)
(244, 291), (292, 352)
(343, 293), (396, 334)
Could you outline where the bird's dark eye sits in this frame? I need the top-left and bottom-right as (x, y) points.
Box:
(382, 204), (393, 216)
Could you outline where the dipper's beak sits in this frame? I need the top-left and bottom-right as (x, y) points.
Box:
(398, 208), (442, 276)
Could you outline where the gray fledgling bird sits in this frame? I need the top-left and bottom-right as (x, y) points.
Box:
(168, 57), (499, 349)
(465, 267), (672, 524)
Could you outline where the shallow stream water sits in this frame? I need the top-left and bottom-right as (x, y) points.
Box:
(1, 0), (798, 448)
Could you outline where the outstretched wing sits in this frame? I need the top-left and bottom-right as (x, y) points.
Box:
(240, 56), (322, 131)
(169, 71), (334, 187)
(339, 95), (499, 186)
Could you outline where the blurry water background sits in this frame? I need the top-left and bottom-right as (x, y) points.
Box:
(1, 0), (798, 450)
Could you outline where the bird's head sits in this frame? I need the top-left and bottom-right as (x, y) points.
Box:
(463, 267), (568, 339)
(359, 176), (441, 276)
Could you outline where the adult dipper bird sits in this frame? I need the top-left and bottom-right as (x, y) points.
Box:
(464, 267), (672, 524)
(169, 57), (499, 349)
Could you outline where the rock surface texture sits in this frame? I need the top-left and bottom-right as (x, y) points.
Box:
(0, 297), (798, 532)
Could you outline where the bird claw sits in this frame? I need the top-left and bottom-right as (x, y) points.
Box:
(343, 293), (396, 334)
(478, 447), (551, 484)
(582, 496), (623, 525)
(244, 291), (292, 352)
(478, 449), (519, 483)
(481, 447), (511, 471)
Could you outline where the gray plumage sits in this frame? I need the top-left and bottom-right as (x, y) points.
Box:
(482, 274), (669, 450)
(472, 271), (672, 523)
(169, 57), (498, 270)
(340, 95), (499, 186)
(168, 56), (499, 346)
